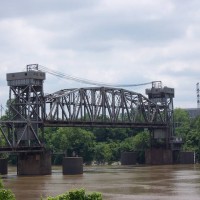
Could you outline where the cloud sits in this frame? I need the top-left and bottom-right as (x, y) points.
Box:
(0, 0), (200, 110)
(0, 0), (96, 19)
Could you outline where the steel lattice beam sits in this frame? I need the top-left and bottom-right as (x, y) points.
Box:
(0, 67), (174, 152)
(44, 87), (170, 128)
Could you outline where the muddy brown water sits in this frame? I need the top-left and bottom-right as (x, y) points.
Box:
(2, 164), (200, 200)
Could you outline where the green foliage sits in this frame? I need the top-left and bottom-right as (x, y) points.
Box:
(8, 155), (17, 165)
(174, 108), (190, 139)
(183, 121), (200, 161)
(86, 192), (102, 200)
(45, 127), (95, 163)
(0, 189), (15, 200)
(46, 193), (69, 200)
(0, 179), (3, 189)
(108, 142), (120, 162)
(42, 189), (102, 200)
(94, 143), (112, 164)
(44, 197), (58, 200)
(174, 109), (200, 162)
(44, 126), (152, 164)
(91, 128), (132, 142)
(68, 188), (85, 200)
(120, 131), (150, 152)
(40, 108), (200, 164)
(119, 131), (150, 163)
(0, 178), (15, 200)
(52, 154), (63, 165)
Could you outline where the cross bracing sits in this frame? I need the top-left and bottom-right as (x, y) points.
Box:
(44, 87), (170, 128)
(0, 66), (174, 152)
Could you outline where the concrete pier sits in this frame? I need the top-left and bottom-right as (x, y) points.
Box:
(62, 157), (83, 175)
(17, 151), (51, 175)
(179, 152), (195, 164)
(145, 149), (173, 165)
(0, 159), (8, 174)
(121, 152), (137, 165)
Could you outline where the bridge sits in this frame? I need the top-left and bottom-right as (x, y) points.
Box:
(0, 64), (174, 152)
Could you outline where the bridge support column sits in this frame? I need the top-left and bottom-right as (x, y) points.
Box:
(0, 158), (8, 174)
(173, 151), (195, 164)
(145, 149), (173, 165)
(62, 157), (83, 175)
(121, 152), (137, 165)
(17, 151), (51, 175)
(180, 152), (195, 164)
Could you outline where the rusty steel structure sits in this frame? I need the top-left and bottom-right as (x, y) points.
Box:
(45, 87), (171, 128)
(0, 65), (45, 152)
(0, 65), (175, 152)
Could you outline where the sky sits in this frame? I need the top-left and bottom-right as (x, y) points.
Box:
(0, 0), (200, 111)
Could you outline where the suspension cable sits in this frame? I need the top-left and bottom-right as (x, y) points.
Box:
(27, 64), (159, 88)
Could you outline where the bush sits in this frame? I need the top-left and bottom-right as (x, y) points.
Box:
(42, 188), (102, 200)
(86, 192), (102, 200)
(0, 179), (15, 200)
(0, 189), (15, 200)
(68, 188), (85, 199)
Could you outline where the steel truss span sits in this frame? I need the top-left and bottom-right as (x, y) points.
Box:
(0, 66), (174, 152)
(45, 87), (169, 128)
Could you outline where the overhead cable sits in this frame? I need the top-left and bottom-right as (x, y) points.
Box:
(37, 65), (154, 87)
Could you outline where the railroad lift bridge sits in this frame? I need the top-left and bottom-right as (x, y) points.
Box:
(0, 64), (179, 175)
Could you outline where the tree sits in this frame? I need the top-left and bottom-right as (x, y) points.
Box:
(90, 127), (134, 142)
(108, 142), (121, 162)
(94, 143), (112, 164)
(120, 131), (150, 163)
(183, 116), (200, 162)
(120, 130), (150, 152)
(47, 127), (95, 164)
(174, 108), (190, 140)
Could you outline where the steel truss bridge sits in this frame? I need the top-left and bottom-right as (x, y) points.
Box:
(0, 66), (174, 152)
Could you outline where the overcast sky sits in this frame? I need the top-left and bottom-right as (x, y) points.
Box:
(0, 0), (200, 110)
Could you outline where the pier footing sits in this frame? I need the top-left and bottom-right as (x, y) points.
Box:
(0, 159), (8, 174)
(121, 152), (137, 165)
(63, 157), (83, 175)
(179, 152), (195, 164)
(145, 149), (173, 165)
(17, 151), (51, 175)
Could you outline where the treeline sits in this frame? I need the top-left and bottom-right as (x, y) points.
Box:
(45, 127), (150, 165)
(174, 108), (200, 161)
(2, 108), (200, 164)
(45, 108), (200, 164)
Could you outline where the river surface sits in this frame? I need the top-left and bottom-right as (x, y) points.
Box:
(2, 164), (200, 200)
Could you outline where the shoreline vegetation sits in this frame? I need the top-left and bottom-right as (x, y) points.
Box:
(41, 188), (102, 200)
(1, 108), (200, 166)
(0, 179), (15, 200)
(0, 178), (103, 200)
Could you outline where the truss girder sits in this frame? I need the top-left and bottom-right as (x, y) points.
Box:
(45, 87), (168, 128)
(0, 86), (173, 152)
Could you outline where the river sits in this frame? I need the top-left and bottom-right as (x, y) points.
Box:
(2, 164), (200, 200)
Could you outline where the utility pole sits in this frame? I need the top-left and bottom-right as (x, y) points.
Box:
(0, 104), (3, 118)
(197, 83), (200, 108)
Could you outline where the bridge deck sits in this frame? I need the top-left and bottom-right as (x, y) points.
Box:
(44, 120), (168, 128)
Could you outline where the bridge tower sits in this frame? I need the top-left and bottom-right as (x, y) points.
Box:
(146, 81), (175, 149)
(145, 81), (175, 164)
(5, 64), (51, 175)
(6, 64), (45, 150)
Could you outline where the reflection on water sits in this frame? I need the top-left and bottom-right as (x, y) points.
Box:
(2, 164), (200, 200)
